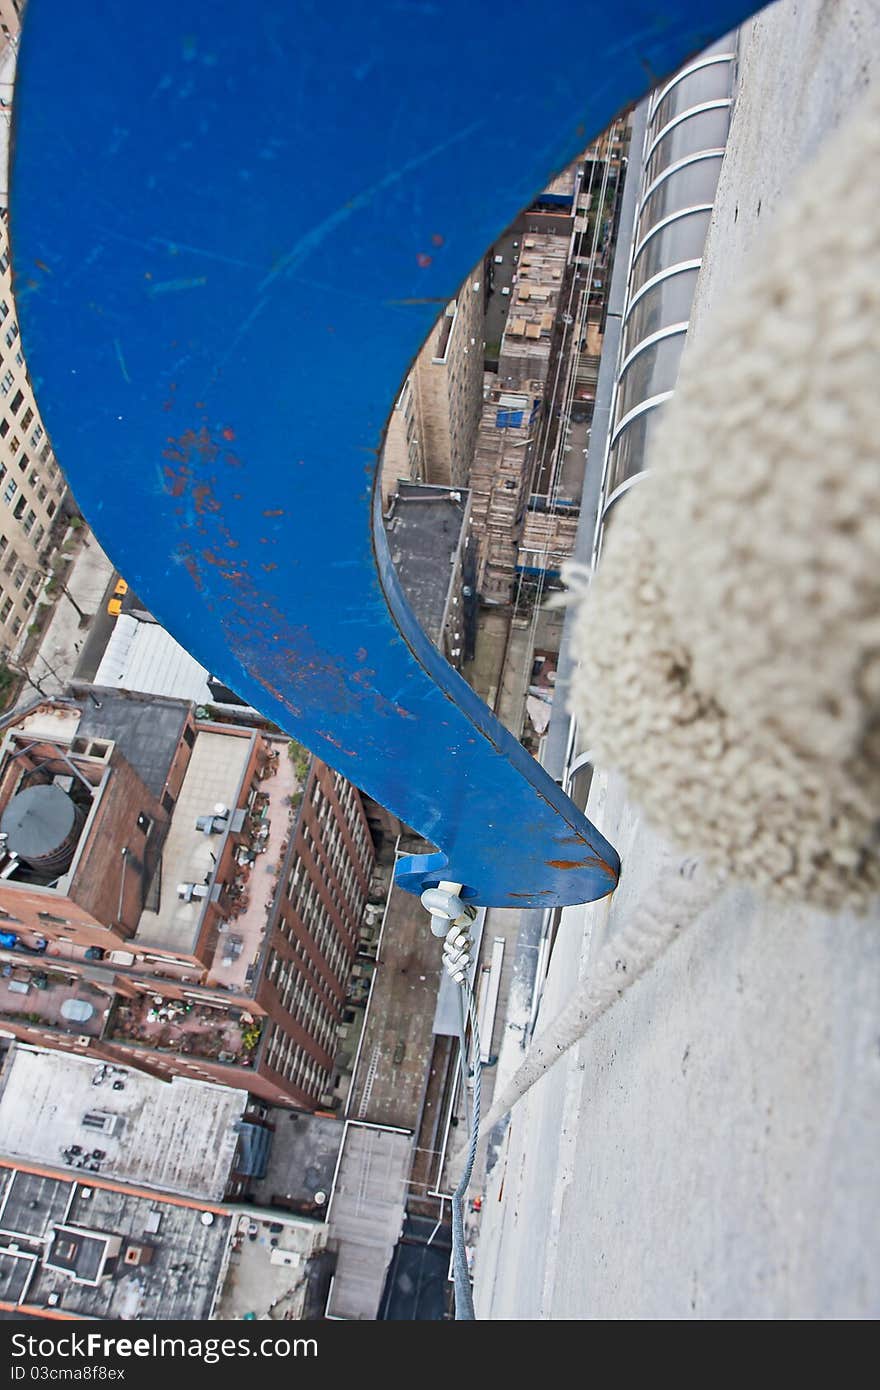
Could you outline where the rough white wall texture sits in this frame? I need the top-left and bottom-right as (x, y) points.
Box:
(475, 0), (880, 1319)
(570, 78), (879, 910)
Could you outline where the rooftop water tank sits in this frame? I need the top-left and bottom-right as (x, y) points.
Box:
(0, 784), (86, 874)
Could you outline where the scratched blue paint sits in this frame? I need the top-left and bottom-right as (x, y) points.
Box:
(10, 0), (758, 908)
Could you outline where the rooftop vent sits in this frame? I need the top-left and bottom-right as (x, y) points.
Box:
(123, 1242), (154, 1267)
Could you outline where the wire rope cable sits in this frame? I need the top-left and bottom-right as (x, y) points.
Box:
(451, 981), (482, 1320)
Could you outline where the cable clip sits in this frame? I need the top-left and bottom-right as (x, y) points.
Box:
(421, 881), (478, 984)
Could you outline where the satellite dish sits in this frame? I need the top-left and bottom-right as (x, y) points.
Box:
(314, 1191), (327, 1206)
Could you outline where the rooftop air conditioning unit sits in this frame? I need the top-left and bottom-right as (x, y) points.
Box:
(177, 882), (209, 903)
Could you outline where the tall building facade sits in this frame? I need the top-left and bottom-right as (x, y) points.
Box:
(0, 18), (70, 650)
(0, 691), (377, 1109)
(381, 265), (485, 503)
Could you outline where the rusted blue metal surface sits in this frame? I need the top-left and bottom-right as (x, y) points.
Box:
(10, 1), (756, 907)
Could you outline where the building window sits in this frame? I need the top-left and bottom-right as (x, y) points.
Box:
(23, 510), (36, 536)
(0, 598), (12, 623)
(9, 390), (23, 414)
(0, 372), (13, 396)
(0, 301), (8, 320)
(12, 565), (25, 590)
(19, 407), (33, 431)
(46, 500), (56, 517)
(11, 617), (21, 636)
(8, 435), (18, 455)
(30, 425), (44, 447)
(4, 324), (17, 348)
(3, 479), (16, 505)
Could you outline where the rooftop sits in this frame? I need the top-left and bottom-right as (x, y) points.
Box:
(106, 992), (262, 1068)
(0, 965), (109, 1038)
(345, 880), (443, 1131)
(0, 1045), (247, 1200)
(0, 1165), (232, 1320)
(136, 727), (253, 953)
(92, 616), (251, 712)
(326, 1124), (412, 1320)
(207, 742), (300, 994)
(249, 1110), (343, 1218)
(384, 483), (469, 646)
(74, 688), (191, 801)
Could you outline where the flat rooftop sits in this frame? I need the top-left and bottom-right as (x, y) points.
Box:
(0, 1166), (232, 1320)
(136, 728), (253, 952)
(384, 483), (468, 646)
(74, 688), (191, 801)
(0, 1045), (247, 1200)
(326, 1124), (412, 1320)
(249, 1111), (343, 1217)
(346, 881), (443, 1131)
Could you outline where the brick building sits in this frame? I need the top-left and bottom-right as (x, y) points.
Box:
(0, 690), (377, 1109)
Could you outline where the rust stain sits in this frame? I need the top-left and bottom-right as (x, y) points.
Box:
(261, 562), (278, 572)
(162, 463), (191, 498)
(509, 891), (553, 899)
(181, 553), (203, 592)
(317, 731), (358, 758)
(192, 482), (222, 515)
(222, 427), (235, 441)
(416, 252), (432, 268)
(263, 508), (284, 518)
(547, 853), (618, 879)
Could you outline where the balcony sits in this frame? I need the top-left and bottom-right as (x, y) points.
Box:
(106, 991), (264, 1065)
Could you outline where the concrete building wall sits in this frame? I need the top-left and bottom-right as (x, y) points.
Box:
(0, 32), (70, 653)
(380, 265), (485, 501)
